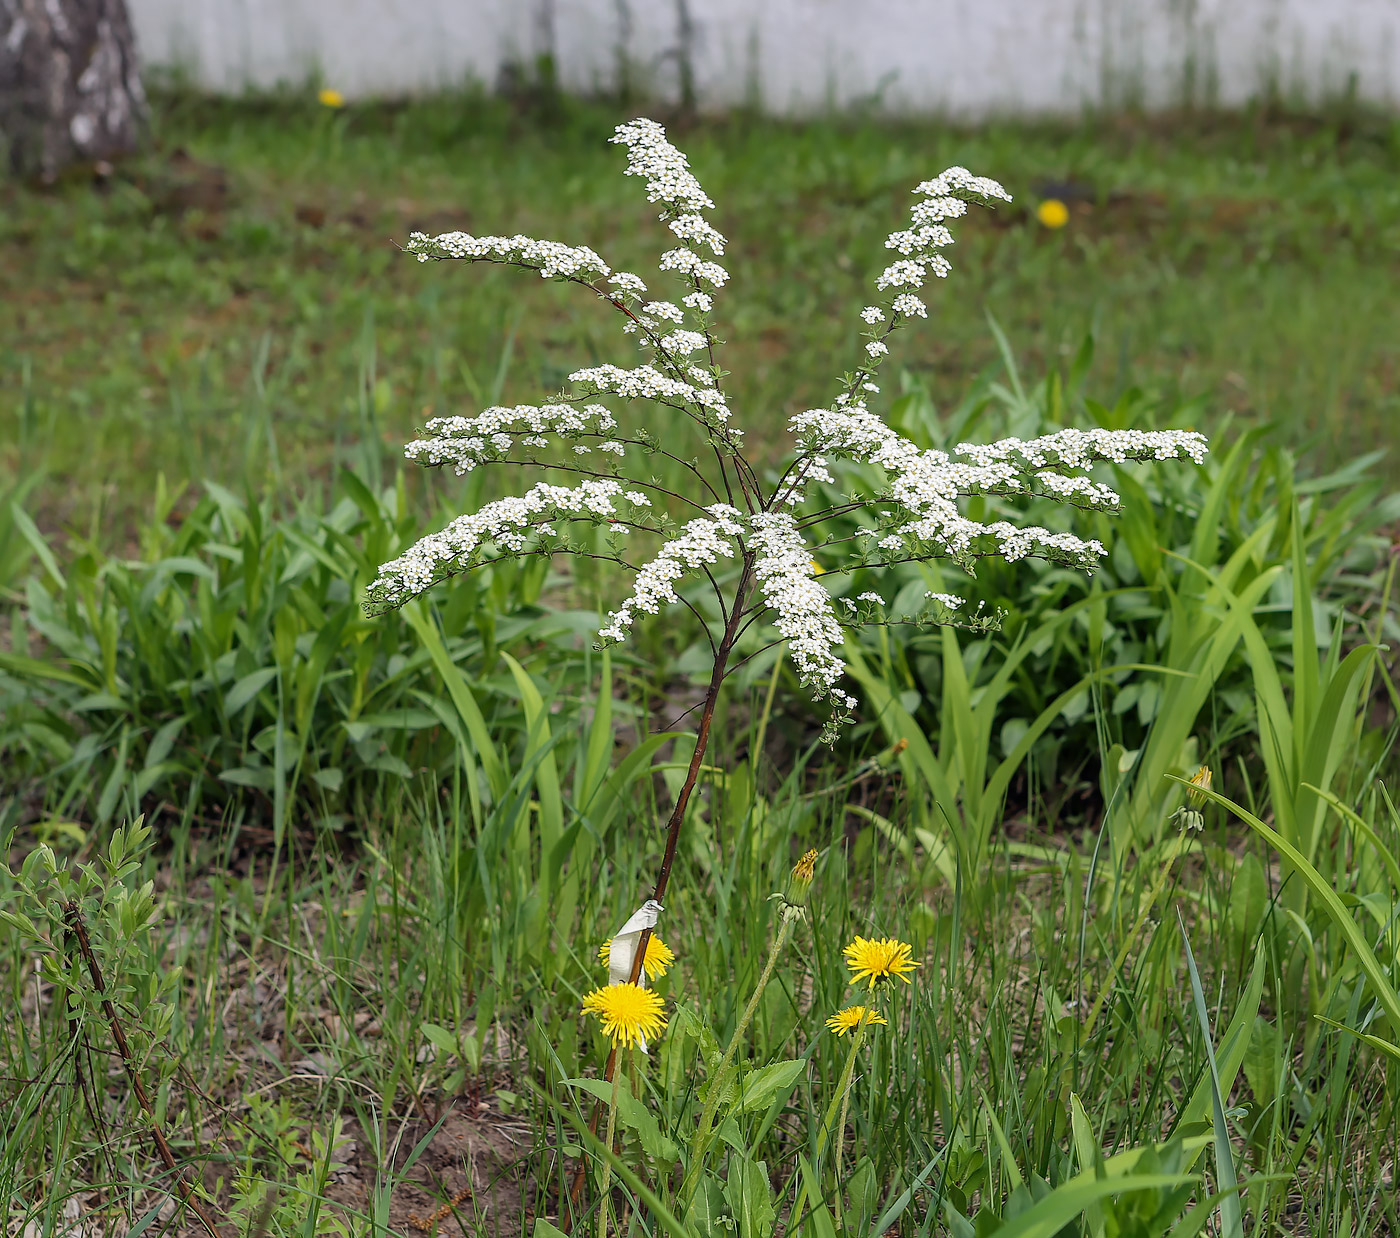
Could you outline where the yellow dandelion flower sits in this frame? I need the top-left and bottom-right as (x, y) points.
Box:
(581, 982), (667, 1050)
(843, 936), (921, 987)
(825, 1005), (887, 1036)
(597, 933), (675, 981)
(318, 88), (346, 108)
(1186, 765), (1212, 805)
(1036, 198), (1069, 228)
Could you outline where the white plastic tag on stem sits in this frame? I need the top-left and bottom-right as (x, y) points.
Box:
(608, 899), (663, 986)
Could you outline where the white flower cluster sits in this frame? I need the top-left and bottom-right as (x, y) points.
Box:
(659, 247), (729, 287)
(619, 298), (685, 347)
(661, 330), (709, 356)
(611, 117), (731, 353)
(788, 405), (899, 462)
(644, 300), (686, 323)
(569, 363), (733, 426)
(367, 480), (632, 609)
(911, 196), (965, 223)
(914, 167), (1013, 202)
(609, 271), (648, 298)
(612, 118), (715, 216)
(788, 406), (1206, 570)
(885, 223), (955, 256)
(669, 213), (727, 256)
(870, 167), (1008, 303)
(404, 403), (619, 474)
(748, 513), (855, 710)
(877, 258), (945, 290)
(1033, 472), (1121, 504)
(405, 230), (610, 281)
(599, 505), (745, 643)
(956, 427), (1209, 468)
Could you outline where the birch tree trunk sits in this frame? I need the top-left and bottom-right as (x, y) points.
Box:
(0, 0), (146, 180)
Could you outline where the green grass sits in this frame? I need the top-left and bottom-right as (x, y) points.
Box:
(2, 92), (1398, 537)
(4, 695), (1400, 1235)
(2, 91), (1400, 1237)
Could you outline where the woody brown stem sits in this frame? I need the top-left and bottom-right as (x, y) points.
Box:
(63, 902), (223, 1238)
(562, 562), (754, 1230)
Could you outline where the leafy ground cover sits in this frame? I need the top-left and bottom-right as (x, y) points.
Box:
(2, 91), (1400, 1237)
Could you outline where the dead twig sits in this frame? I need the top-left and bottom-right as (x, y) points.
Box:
(62, 900), (224, 1238)
(408, 1185), (473, 1233)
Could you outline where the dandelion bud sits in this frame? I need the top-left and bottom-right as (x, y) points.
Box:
(1186, 765), (1212, 805)
(1170, 765), (1213, 832)
(774, 848), (819, 916)
(875, 737), (909, 771)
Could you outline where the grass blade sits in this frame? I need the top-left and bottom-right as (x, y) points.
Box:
(1173, 775), (1400, 1031)
(1177, 910), (1242, 1238)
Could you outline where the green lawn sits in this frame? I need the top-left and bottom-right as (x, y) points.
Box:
(3, 94), (1398, 536)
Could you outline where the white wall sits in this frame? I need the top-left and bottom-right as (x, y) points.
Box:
(127, 0), (1400, 115)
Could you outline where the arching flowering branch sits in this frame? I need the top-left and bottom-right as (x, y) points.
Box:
(369, 116), (1207, 1009)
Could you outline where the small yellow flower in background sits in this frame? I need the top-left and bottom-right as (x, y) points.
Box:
(1036, 198), (1070, 228)
(1186, 765), (1213, 805)
(826, 1005), (887, 1036)
(843, 936), (921, 987)
(598, 933), (675, 981)
(581, 982), (667, 1049)
(318, 88), (346, 108)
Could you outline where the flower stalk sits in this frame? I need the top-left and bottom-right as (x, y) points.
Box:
(829, 1020), (868, 1225)
(597, 1059), (624, 1237)
(788, 1017), (871, 1235)
(679, 849), (815, 1203)
(680, 915), (792, 1203)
